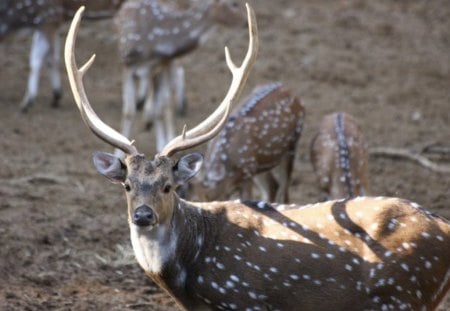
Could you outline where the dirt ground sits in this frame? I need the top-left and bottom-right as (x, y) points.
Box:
(0, 0), (449, 310)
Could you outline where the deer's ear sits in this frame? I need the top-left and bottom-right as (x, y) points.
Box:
(92, 151), (126, 183)
(173, 153), (203, 185)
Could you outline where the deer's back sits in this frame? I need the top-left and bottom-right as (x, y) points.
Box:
(311, 112), (369, 199)
(115, 0), (208, 66)
(206, 82), (305, 180)
(193, 197), (450, 310)
(0, 0), (63, 39)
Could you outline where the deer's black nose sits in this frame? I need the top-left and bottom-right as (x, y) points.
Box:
(133, 205), (155, 227)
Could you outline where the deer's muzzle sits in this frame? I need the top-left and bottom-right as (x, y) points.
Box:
(133, 205), (156, 227)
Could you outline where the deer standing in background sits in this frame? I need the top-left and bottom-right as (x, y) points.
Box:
(189, 82), (304, 203)
(66, 6), (450, 311)
(311, 112), (369, 200)
(0, 0), (123, 112)
(114, 0), (246, 155)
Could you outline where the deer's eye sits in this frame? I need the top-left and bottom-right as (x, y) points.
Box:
(163, 184), (172, 193)
(124, 183), (131, 192)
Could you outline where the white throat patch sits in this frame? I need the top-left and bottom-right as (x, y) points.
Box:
(129, 223), (177, 274)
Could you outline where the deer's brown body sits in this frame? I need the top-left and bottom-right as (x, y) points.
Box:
(114, 0), (247, 154)
(192, 82), (304, 203)
(311, 112), (369, 200)
(65, 6), (450, 311)
(0, 0), (123, 112)
(133, 191), (450, 310)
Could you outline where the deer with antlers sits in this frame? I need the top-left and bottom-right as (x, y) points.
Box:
(0, 0), (123, 112)
(66, 6), (450, 310)
(188, 82), (305, 203)
(114, 0), (247, 155)
(311, 112), (370, 201)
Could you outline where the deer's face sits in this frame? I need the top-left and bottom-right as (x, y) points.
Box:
(92, 152), (203, 229)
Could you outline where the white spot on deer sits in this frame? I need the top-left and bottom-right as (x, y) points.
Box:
(384, 250), (392, 257)
(230, 275), (240, 282)
(270, 267), (278, 273)
(303, 274), (311, 280)
(234, 254), (242, 261)
(311, 253), (320, 259)
(197, 275), (204, 284)
(290, 274), (299, 280)
(436, 235), (444, 241)
(416, 290), (422, 299)
(410, 202), (420, 209)
(216, 262), (225, 270)
(388, 221), (397, 230)
(196, 235), (203, 248)
(396, 285), (403, 292)
(211, 281), (219, 289)
(424, 261), (432, 269)
(401, 263), (409, 272)
(421, 232), (430, 239)
(326, 253), (335, 259)
(345, 264), (353, 271)
(259, 246), (267, 252)
(248, 291), (257, 299)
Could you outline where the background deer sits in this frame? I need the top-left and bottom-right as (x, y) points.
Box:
(311, 112), (370, 200)
(0, 0), (123, 112)
(65, 6), (450, 311)
(114, 0), (246, 155)
(188, 81), (305, 203)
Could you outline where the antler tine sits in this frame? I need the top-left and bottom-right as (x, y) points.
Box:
(64, 6), (138, 155)
(159, 3), (258, 157)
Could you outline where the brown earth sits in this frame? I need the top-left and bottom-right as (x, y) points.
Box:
(0, 0), (449, 310)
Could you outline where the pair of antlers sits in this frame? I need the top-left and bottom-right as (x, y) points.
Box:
(64, 4), (258, 157)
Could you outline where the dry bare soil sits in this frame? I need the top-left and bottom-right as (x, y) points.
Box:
(0, 0), (449, 310)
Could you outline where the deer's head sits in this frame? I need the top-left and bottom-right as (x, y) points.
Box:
(92, 152), (202, 228)
(64, 4), (258, 228)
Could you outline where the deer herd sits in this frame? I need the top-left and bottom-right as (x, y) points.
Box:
(2, 0), (449, 310)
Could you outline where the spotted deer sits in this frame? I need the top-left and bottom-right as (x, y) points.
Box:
(66, 6), (450, 311)
(311, 112), (370, 201)
(114, 0), (247, 155)
(0, 0), (123, 112)
(188, 82), (305, 203)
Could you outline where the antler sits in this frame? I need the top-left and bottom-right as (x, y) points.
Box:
(64, 6), (138, 155)
(159, 3), (258, 157)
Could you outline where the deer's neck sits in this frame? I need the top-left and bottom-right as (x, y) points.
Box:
(130, 196), (217, 308)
